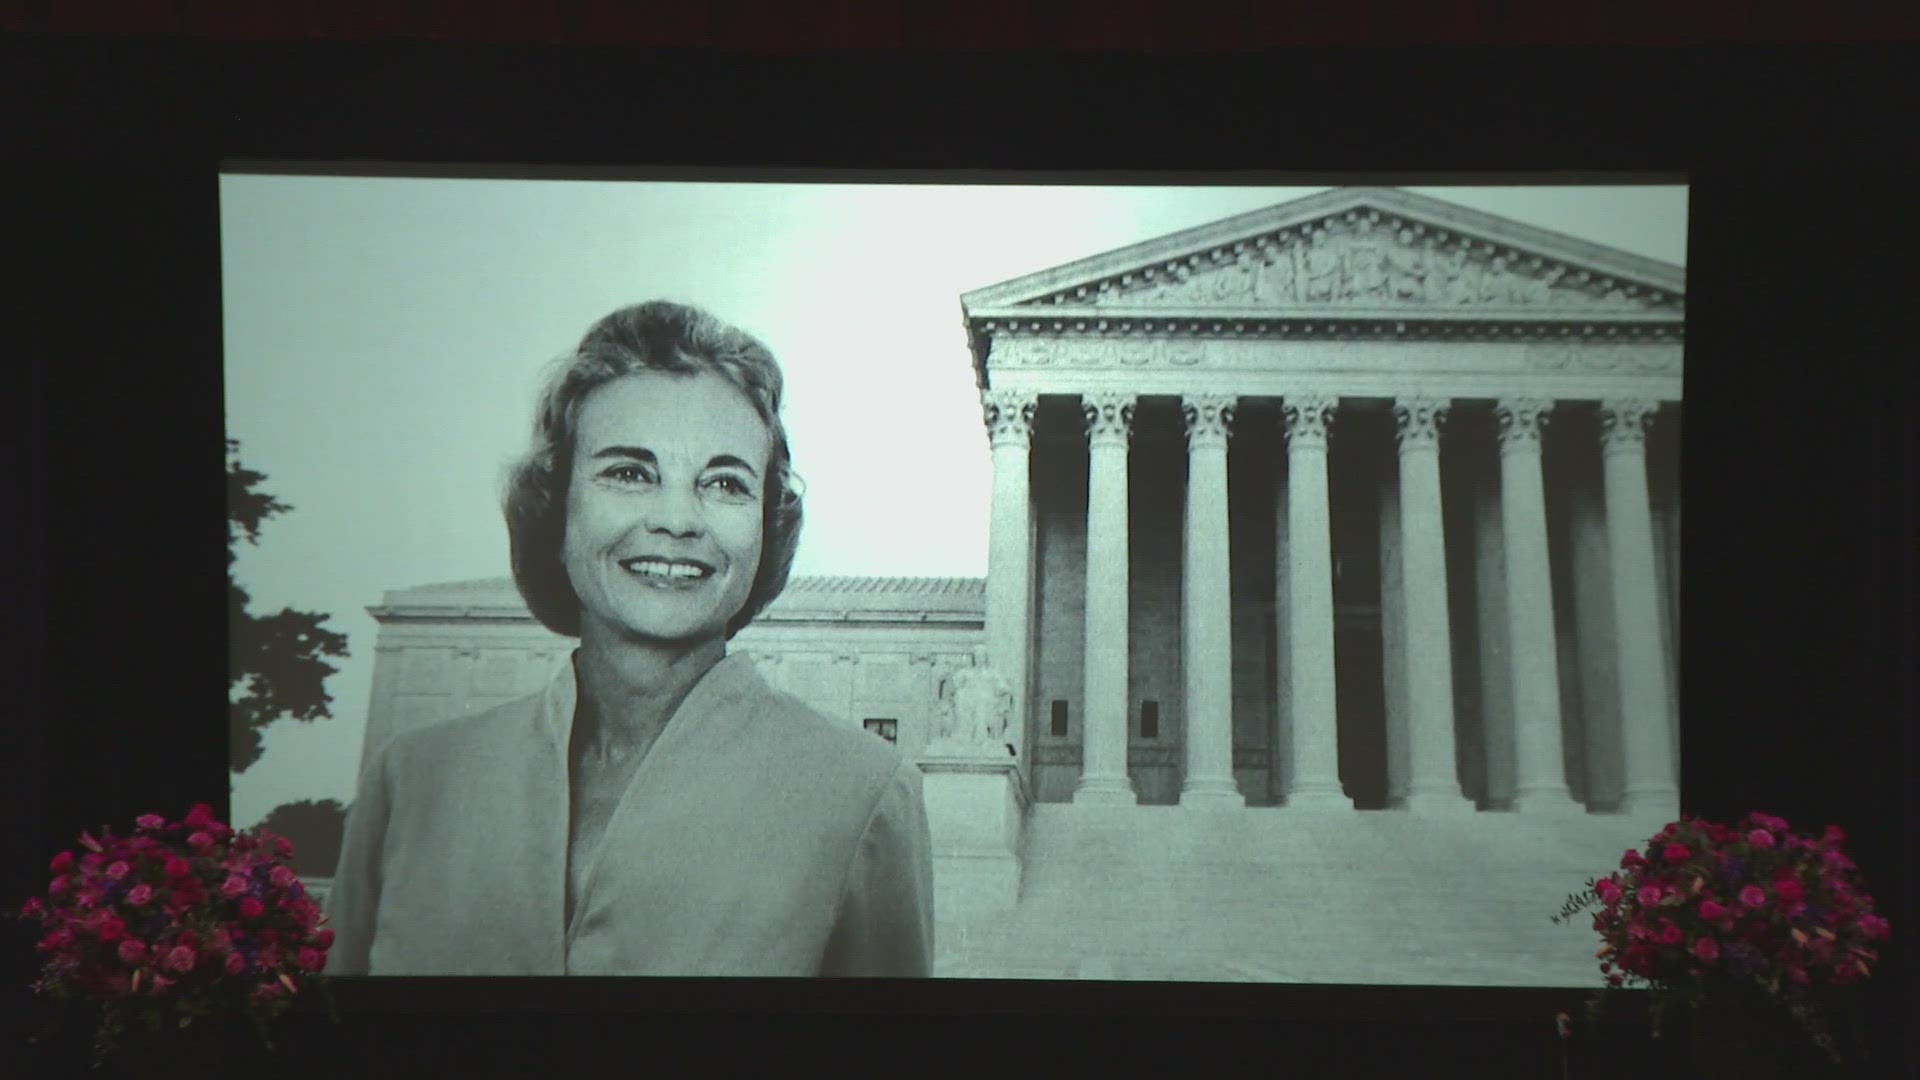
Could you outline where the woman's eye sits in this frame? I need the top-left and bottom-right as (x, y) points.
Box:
(706, 475), (753, 498)
(603, 465), (652, 484)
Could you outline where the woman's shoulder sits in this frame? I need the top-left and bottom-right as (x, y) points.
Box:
(738, 681), (909, 785)
(366, 689), (548, 776)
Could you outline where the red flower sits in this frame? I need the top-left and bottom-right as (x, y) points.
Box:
(103, 860), (131, 881)
(1822, 824), (1846, 845)
(1747, 829), (1776, 849)
(1621, 849), (1647, 869)
(183, 804), (219, 830)
(164, 946), (195, 974)
(239, 897), (265, 918)
(125, 883), (153, 907)
(1698, 899), (1728, 920)
(1662, 843), (1691, 864)
(1749, 812), (1789, 832)
(80, 852), (104, 871)
(1739, 886), (1767, 910)
(117, 938), (147, 964)
(313, 929), (335, 950)
(135, 813), (165, 831)
(49, 851), (74, 874)
(295, 947), (325, 972)
(47, 875), (70, 897)
(221, 873), (250, 898)
(1774, 877), (1805, 903)
(1857, 914), (1891, 942)
(1659, 923), (1684, 947)
(37, 929), (75, 953)
(187, 831), (216, 853)
(270, 866), (298, 889)
(163, 857), (191, 879)
(225, 952), (249, 976)
(92, 916), (126, 944)
(1693, 936), (1720, 961)
(21, 897), (44, 919)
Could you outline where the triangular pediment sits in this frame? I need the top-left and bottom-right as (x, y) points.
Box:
(960, 187), (1684, 321)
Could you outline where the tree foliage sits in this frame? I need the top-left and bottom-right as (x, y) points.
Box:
(258, 798), (350, 877)
(228, 439), (349, 772)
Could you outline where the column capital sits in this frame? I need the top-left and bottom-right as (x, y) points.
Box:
(982, 387), (1038, 449)
(1280, 394), (1339, 450)
(1495, 397), (1555, 455)
(1392, 395), (1451, 450)
(1182, 393), (1237, 451)
(1081, 391), (1136, 449)
(1599, 398), (1658, 457)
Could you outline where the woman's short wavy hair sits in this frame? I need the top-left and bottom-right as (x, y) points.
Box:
(502, 300), (804, 640)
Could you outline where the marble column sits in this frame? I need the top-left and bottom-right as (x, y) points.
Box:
(1180, 394), (1244, 807)
(982, 388), (1038, 765)
(1074, 391), (1137, 804)
(1393, 396), (1474, 813)
(1495, 398), (1581, 813)
(1599, 399), (1679, 814)
(1279, 395), (1353, 810)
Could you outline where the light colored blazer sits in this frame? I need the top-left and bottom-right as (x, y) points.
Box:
(324, 652), (935, 977)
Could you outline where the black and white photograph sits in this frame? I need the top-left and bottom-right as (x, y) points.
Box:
(220, 174), (1688, 982)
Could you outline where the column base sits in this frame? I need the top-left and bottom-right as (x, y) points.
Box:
(1512, 785), (1586, 816)
(1617, 786), (1680, 819)
(1178, 784), (1247, 810)
(1072, 775), (1138, 806)
(1401, 780), (1476, 815)
(1280, 782), (1354, 811)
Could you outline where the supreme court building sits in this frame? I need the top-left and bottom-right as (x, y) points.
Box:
(346, 187), (1683, 981)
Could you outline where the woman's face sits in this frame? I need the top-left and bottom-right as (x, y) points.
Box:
(562, 370), (771, 649)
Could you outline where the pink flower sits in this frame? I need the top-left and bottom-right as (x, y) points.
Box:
(1774, 878), (1805, 903)
(1749, 812), (1789, 832)
(1693, 937), (1720, 961)
(251, 982), (284, 1004)
(1821, 850), (1854, 872)
(49, 850), (74, 873)
(1595, 878), (1623, 905)
(126, 883), (153, 906)
(135, 813), (166, 831)
(104, 860), (131, 881)
(80, 852), (104, 871)
(225, 952), (249, 976)
(21, 897), (44, 919)
(313, 929), (335, 950)
(270, 866), (297, 889)
(1659, 924), (1684, 947)
(274, 836), (295, 859)
(37, 929), (74, 952)
(92, 916), (126, 943)
(1699, 899), (1728, 920)
(1621, 849), (1647, 869)
(163, 857), (191, 879)
(187, 831), (215, 853)
(47, 875), (70, 897)
(183, 804), (219, 830)
(1747, 829), (1776, 849)
(296, 947), (324, 972)
(1662, 843), (1691, 864)
(164, 946), (195, 973)
(1739, 885), (1768, 909)
(239, 897), (264, 918)
(1858, 914), (1891, 941)
(221, 873), (249, 897)
(1822, 824), (1845, 845)
(118, 938), (147, 964)
(148, 973), (174, 993)
(1638, 884), (1664, 906)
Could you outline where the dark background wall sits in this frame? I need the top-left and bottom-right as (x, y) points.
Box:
(4, 14), (1914, 1077)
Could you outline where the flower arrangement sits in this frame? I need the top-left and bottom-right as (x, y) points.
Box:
(1553, 811), (1891, 1061)
(15, 803), (335, 1065)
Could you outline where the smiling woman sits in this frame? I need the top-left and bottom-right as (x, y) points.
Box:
(322, 300), (936, 977)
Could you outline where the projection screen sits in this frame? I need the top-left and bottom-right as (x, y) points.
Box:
(221, 171), (1686, 983)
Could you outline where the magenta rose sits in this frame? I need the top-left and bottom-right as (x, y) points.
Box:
(225, 952), (250, 976)
(47, 874), (70, 897)
(93, 915), (126, 943)
(125, 883), (153, 906)
(1858, 914), (1891, 941)
(1774, 878), (1805, 902)
(1594, 878), (1624, 905)
(1659, 924), (1684, 947)
(239, 897), (264, 918)
(104, 860), (131, 881)
(164, 946), (195, 974)
(117, 938), (147, 964)
(187, 831), (216, 853)
(1621, 849), (1647, 869)
(163, 857), (191, 879)
(1822, 824), (1845, 845)
(80, 852), (104, 871)
(1692, 936), (1720, 961)
(1747, 829), (1776, 848)
(270, 866), (298, 889)
(1698, 898), (1728, 920)
(135, 813), (166, 831)
(37, 929), (75, 953)
(1662, 843), (1691, 864)
(1750, 812), (1789, 832)
(221, 873), (249, 897)
(296, 947), (324, 972)
(1739, 885), (1767, 909)
(250, 982), (284, 1004)
(313, 928), (336, 950)
(184, 804), (218, 830)
(1638, 884), (1663, 906)
(21, 897), (44, 919)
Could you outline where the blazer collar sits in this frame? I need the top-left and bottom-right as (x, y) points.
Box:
(537, 649), (766, 755)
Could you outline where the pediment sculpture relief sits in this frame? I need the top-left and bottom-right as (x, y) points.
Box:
(1056, 214), (1674, 313)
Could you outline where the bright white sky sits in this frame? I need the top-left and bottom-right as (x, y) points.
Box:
(220, 175), (1688, 826)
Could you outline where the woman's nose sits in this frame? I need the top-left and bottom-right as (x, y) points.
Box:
(641, 485), (704, 537)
